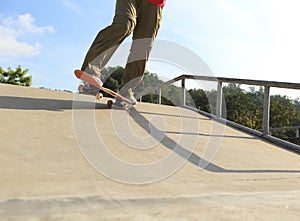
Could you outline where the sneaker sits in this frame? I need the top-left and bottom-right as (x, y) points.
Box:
(80, 66), (103, 95)
(84, 65), (103, 86)
(119, 88), (138, 105)
(90, 75), (103, 87)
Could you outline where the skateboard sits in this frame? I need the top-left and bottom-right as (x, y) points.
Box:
(74, 70), (134, 108)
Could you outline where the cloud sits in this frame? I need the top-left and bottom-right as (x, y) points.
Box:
(0, 13), (55, 57)
(61, 0), (85, 18)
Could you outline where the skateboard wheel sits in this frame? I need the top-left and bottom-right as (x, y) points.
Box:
(107, 100), (113, 108)
(96, 92), (103, 100)
(78, 85), (84, 93)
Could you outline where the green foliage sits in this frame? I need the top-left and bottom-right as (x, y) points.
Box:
(222, 84), (300, 138)
(0, 65), (32, 86)
(223, 84), (263, 130)
(294, 99), (300, 112)
(270, 95), (300, 138)
(187, 83), (300, 143)
(161, 84), (181, 106)
(187, 88), (211, 112)
(135, 71), (161, 104)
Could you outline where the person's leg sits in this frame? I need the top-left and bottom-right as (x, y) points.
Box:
(120, 0), (163, 97)
(81, 0), (138, 77)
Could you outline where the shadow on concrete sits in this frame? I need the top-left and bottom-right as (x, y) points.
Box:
(0, 96), (106, 111)
(129, 107), (300, 174)
(139, 110), (209, 120)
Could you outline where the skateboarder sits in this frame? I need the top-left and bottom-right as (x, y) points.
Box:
(80, 0), (166, 105)
(81, 0), (166, 103)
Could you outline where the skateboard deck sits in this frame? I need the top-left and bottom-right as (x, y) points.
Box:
(74, 70), (134, 107)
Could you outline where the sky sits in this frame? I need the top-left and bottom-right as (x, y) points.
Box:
(0, 0), (300, 98)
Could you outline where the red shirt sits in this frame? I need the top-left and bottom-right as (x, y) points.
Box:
(147, 0), (166, 7)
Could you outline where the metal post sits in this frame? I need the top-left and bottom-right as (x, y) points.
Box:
(216, 81), (223, 118)
(157, 88), (162, 105)
(296, 129), (299, 138)
(181, 78), (186, 106)
(263, 86), (271, 136)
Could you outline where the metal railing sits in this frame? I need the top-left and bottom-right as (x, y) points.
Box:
(137, 75), (300, 153)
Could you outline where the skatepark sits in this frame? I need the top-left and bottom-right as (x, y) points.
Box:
(1, 83), (300, 220)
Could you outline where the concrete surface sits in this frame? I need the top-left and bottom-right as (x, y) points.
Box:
(1, 83), (300, 220)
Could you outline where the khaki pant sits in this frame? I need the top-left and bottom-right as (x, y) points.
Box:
(81, 0), (163, 91)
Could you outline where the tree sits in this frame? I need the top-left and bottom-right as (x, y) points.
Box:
(294, 98), (300, 112)
(222, 83), (263, 129)
(135, 71), (163, 103)
(187, 88), (211, 112)
(270, 95), (300, 138)
(0, 65), (32, 86)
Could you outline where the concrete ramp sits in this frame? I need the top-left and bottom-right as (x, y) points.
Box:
(1, 83), (300, 220)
